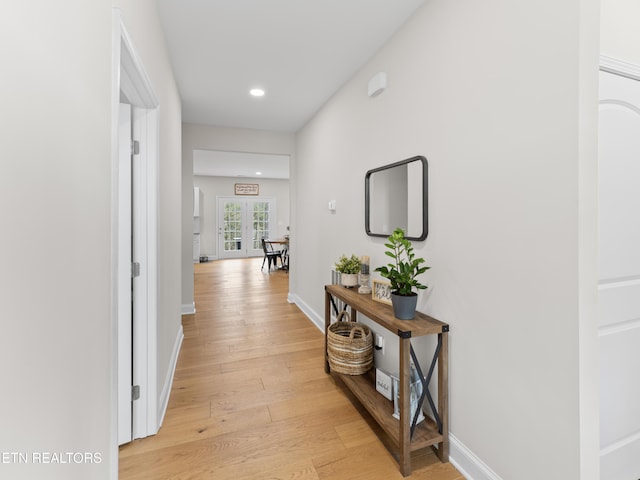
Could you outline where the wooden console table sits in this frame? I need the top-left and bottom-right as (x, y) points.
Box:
(324, 284), (449, 477)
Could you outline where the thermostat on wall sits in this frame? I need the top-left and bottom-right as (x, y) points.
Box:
(368, 72), (387, 98)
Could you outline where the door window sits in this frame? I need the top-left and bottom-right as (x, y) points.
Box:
(222, 201), (243, 252)
(218, 197), (276, 258)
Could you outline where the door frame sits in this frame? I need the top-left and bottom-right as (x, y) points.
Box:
(111, 8), (159, 474)
(117, 103), (133, 445)
(131, 105), (158, 439)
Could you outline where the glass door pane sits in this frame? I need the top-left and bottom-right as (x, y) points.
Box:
(252, 201), (271, 251)
(220, 200), (244, 258)
(217, 197), (276, 259)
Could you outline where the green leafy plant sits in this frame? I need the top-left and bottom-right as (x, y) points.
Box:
(335, 254), (362, 274)
(375, 228), (430, 296)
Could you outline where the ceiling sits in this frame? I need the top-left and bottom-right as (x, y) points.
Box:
(155, 0), (425, 177)
(156, 0), (425, 132)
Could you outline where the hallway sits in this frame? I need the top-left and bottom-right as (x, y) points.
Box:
(119, 258), (462, 479)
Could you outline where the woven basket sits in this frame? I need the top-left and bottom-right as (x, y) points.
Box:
(327, 319), (373, 375)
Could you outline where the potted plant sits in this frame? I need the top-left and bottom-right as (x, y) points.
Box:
(375, 228), (430, 319)
(335, 254), (362, 287)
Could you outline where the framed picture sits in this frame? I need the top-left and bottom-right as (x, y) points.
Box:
(372, 279), (392, 305)
(376, 368), (393, 400)
(234, 183), (259, 195)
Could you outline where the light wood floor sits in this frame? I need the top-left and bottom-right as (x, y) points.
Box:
(120, 258), (463, 479)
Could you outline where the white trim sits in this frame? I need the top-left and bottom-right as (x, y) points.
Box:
(157, 325), (184, 428)
(141, 107), (160, 439)
(111, 7), (161, 462)
(132, 107), (157, 439)
(598, 317), (640, 337)
(182, 302), (196, 315)
(292, 294), (324, 333)
(600, 55), (640, 81)
(600, 429), (640, 457)
(449, 434), (503, 480)
(116, 103), (133, 446)
(118, 21), (158, 109)
(110, 11), (122, 478)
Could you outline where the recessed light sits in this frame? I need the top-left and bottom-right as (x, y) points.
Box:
(255, 171), (262, 175)
(250, 88), (265, 97)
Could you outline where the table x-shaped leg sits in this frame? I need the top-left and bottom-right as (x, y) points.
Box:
(409, 336), (442, 438)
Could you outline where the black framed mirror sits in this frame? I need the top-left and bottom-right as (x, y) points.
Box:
(365, 155), (428, 241)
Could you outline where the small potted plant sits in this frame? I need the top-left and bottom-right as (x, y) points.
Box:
(375, 228), (430, 319)
(335, 254), (362, 287)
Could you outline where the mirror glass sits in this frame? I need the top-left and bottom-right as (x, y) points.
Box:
(365, 156), (427, 241)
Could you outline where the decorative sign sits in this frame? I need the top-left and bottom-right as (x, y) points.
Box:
(372, 279), (392, 305)
(376, 368), (392, 400)
(234, 183), (259, 195)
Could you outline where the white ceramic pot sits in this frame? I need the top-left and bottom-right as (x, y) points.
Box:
(340, 273), (359, 287)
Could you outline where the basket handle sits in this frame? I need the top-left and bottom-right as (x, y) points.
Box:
(336, 310), (351, 322)
(349, 326), (366, 340)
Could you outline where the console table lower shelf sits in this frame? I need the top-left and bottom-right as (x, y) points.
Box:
(332, 369), (444, 452)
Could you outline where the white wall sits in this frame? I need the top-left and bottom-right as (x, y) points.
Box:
(193, 176), (290, 259)
(0, 2), (182, 479)
(600, 0), (640, 65)
(181, 124), (295, 310)
(292, 1), (599, 479)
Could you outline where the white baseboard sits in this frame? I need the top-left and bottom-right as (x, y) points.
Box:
(291, 294), (324, 332)
(449, 434), (503, 480)
(181, 302), (196, 315)
(157, 325), (184, 428)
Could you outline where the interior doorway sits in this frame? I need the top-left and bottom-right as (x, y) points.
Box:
(112, 9), (160, 452)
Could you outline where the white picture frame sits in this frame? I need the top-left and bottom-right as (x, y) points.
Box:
(376, 368), (393, 400)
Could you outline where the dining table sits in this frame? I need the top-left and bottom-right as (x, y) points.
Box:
(268, 237), (289, 270)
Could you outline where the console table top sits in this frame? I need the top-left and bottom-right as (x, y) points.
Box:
(325, 284), (448, 337)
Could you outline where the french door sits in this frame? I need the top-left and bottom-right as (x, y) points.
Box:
(217, 197), (276, 259)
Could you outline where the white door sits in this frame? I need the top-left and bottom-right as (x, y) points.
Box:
(598, 69), (640, 479)
(217, 197), (276, 259)
(118, 103), (133, 445)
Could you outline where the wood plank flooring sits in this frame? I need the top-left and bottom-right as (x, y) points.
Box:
(119, 258), (463, 479)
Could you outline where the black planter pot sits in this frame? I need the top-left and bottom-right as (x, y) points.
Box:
(391, 292), (418, 320)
